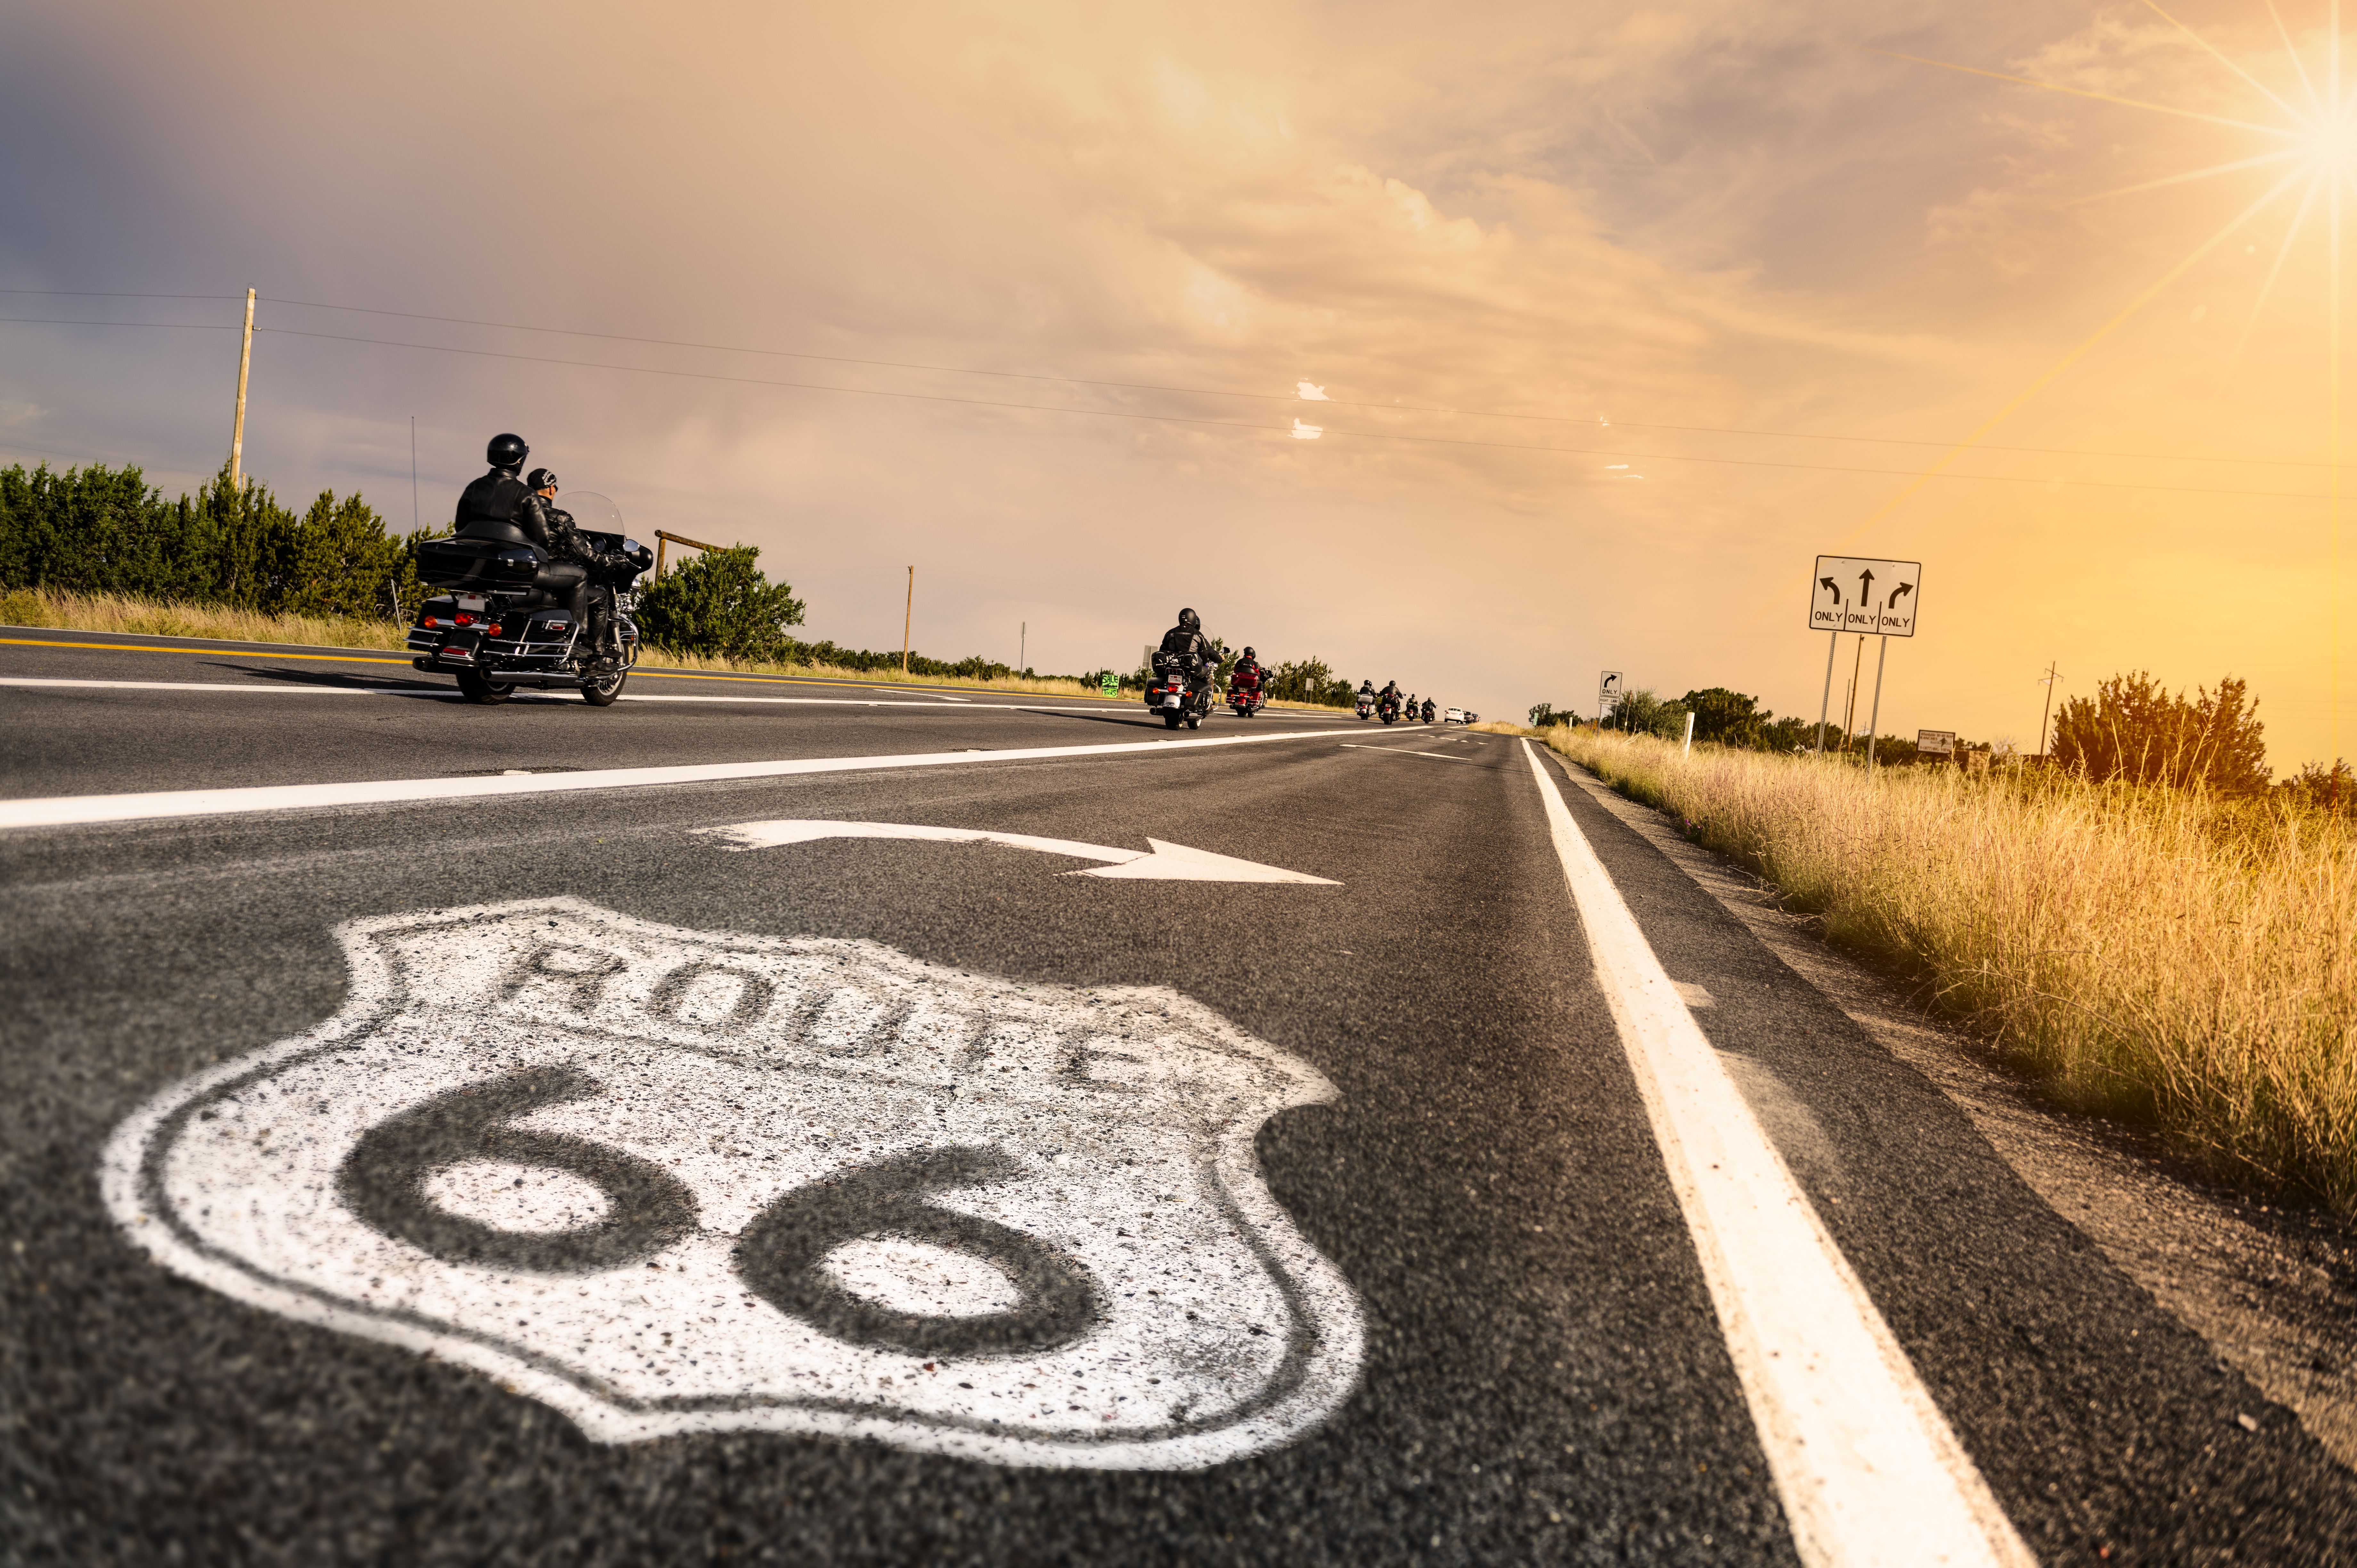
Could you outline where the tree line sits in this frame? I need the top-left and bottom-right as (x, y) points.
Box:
(0, 459), (1102, 684)
(0, 461), (429, 619)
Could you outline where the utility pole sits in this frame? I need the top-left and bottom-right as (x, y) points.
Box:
(1813, 628), (1839, 753)
(1864, 635), (1889, 775)
(2036, 660), (2065, 759)
(1020, 621), (1026, 672)
(227, 288), (256, 489)
(901, 566), (915, 675)
(410, 416), (419, 533)
(1839, 635), (1865, 753)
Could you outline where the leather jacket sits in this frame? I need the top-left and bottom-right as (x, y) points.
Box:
(1157, 624), (1216, 678)
(454, 467), (593, 565)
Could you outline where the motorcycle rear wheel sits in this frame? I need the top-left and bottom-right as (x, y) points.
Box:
(580, 665), (629, 707)
(1161, 710), (1184, 728)
(455, 671), (515, 705)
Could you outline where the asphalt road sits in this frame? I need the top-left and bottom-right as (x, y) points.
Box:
(3, 629), (2351, 1565)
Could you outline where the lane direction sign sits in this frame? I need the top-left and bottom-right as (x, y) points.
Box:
(702, 820), (1340, 884)
(102, 898), (1366, 1468)
(1598, 671), (1623, 718)
(1808, 557), (1923, 637)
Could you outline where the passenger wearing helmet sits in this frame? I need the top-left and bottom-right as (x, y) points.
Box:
(524, 468), (622, 662)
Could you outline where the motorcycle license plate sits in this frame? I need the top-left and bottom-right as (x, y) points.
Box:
(437, 631), (483, 662)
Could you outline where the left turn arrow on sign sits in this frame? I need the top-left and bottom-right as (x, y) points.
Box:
(700, 820), (1340, 885)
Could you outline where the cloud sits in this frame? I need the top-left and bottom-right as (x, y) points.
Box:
(1296, 380), (1327, 399)
(1290, 419), (1323, 439)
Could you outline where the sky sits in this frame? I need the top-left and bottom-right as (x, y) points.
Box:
(1, 0), (2350, 770)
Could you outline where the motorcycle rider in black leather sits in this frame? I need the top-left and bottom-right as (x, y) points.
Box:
(454, 435), (593, 639)
(1157, 608), (1217, 710)
(1379, 679), (1401, 709)
(525, 468), (630, 665)
(1230, 645), (1266, 700)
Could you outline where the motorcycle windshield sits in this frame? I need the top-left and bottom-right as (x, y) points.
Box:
(562, 490), (637, 556)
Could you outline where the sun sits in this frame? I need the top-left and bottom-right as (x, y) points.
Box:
(1877, 2), (2356, 773)
(2298, 102), (2357, 179)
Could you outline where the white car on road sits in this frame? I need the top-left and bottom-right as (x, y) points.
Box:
(1444, 707), (1466, 724)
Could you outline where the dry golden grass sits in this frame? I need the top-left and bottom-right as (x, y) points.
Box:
(0, 589), (1349, 707)
(0, 588), (414, 651)
(1546, 727), (2357, 1209)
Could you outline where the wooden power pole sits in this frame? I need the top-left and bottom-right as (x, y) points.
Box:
(901, 566), (915, 674)
(2037, 661), (2065, 758)
(228, 288), (255, 489)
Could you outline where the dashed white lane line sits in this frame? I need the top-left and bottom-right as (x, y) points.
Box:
(1521, 740), (2032, 1568)
(0, 727), (1371, 831)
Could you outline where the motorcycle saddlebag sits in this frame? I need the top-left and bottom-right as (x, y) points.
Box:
(415, 537), (542, 590)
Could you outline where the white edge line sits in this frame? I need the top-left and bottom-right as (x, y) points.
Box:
(0, 677), (1345, 718)
(0, 727), (1372, 830)
(1519, 740), (2033, 1568)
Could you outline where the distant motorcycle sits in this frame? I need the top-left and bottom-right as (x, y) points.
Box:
(1145, 652), (1212, 730)
(1228, 668), (1266, 718)
(1355, 693), (1375, 721)
(1420, 699), (1436, 724)
(1378, 695), (1401, 725)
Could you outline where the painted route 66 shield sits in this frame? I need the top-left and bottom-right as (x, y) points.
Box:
(101, 898), (1363, 1469)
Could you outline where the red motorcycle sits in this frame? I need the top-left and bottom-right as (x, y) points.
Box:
(1228, 668), (1267, 718)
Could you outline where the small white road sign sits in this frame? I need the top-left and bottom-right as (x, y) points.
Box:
(1809, 557), (1922, 638)
(101, 898), (1364, 1469)
(1916, 730), (1956, 756)
(1598, 671), (1624, 714)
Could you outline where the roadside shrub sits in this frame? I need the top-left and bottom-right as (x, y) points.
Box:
(633, 544), (806, 662)
(2051, 670), (2270, 795)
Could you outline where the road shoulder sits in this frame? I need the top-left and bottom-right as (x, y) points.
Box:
(1551, 751), (2357, 1473)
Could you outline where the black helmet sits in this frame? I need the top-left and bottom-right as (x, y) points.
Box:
(525, 467), (559, 492)
(1177, 607), (1200, 632)
(1242, 646), (1256, 659)
(487, 432), (529, 468)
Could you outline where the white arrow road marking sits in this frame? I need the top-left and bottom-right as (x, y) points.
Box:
(701, 819), (1339, 884)
(1521, 741), (2032, 1568)
(1338, 744), (1482, 765)
(0, 727), (1368, 831)
(101, 898), (1366, 1468)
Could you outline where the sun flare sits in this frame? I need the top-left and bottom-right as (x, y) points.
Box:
(1886, 1), (2355, 768)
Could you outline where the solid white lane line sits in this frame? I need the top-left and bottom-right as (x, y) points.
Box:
(1520, 741), (2031, 1568)
(0, 677), (1340, 720)
(1337, 744), (1481, 764)
(0, 728), (1370, 831)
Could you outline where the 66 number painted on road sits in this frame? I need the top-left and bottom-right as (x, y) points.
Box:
(101, 898), (1364, 1469)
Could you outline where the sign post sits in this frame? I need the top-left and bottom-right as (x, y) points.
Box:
(1806, 556), (1922, 765)
(1598, 670), (1623, 729)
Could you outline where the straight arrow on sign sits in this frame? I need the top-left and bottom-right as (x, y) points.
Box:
(701, 819), (1340, 884)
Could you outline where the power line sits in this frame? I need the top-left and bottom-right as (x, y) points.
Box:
(249, 292), (2325, 470)
(0, 304), (2337, 495)
(248, 323), (2329, 500)
(2, 288), (2329, 469)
